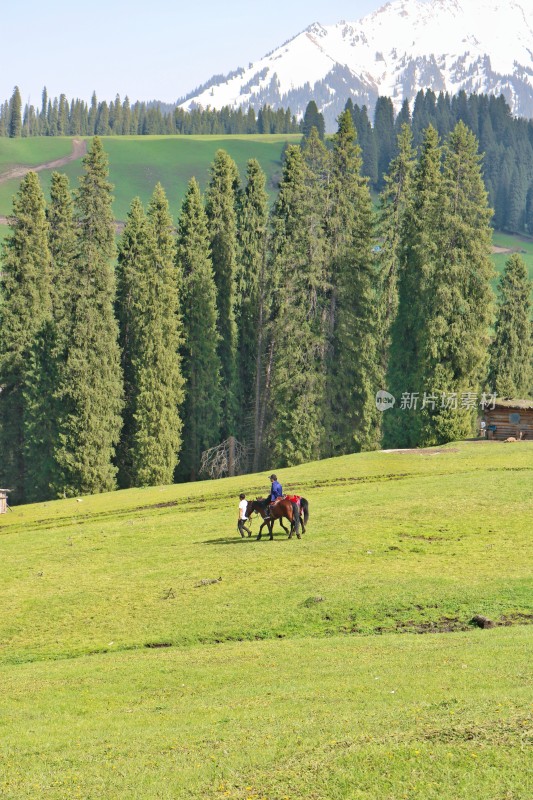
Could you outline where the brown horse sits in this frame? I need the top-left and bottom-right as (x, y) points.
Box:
(246, 497), (301, 540)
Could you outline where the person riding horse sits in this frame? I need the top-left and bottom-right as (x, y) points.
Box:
(265, 474), (283, 518)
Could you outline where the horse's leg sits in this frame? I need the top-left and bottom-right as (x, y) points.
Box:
(292, 503), (301, 539)
(269, 518), (274, 540)
(257, 518), (265, 540)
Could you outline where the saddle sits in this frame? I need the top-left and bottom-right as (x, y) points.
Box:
(285, 495), (301, 508)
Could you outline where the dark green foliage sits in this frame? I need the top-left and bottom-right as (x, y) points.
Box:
(385, 126), (443, 448)
(268, 146), (328, 465)
(0, 172), (52, 502)
(377, 124), (416, 374)
(177, 179), (222, 480)
(28, 172), (80, 501)
(47, 172), (78, 329)
(8, 86), (22, 137)
(0, 86), (300, 137)
(489, 255), (533, 398)
(302, 101), (325, 141)
(205, 150), (240, 437)
(116, 187), (184, 487)
(54, 138), (123, 496)
(386, 123), (494, 447)
(373, 97), (395, 188)
(236, 159), (269, 452)
(418, 122), (494, 444)
(325, 110), (380, 454)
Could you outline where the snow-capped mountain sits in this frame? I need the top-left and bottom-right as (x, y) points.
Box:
(179, 0), (533, 127)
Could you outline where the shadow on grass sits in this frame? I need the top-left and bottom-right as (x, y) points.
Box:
(201, 536), (286, 545)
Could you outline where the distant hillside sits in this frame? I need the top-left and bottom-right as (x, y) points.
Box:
(0, 134), (297, 223)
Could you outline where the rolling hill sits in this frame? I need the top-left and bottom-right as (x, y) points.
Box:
(1, 441), (532, 798)
(0, 134), (297, 227)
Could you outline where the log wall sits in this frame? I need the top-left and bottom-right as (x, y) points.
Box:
(484, 408), (533, 440)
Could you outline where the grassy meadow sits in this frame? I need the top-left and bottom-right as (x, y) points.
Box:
(0, 135), (298, 223)
(1, 441), (532, 798)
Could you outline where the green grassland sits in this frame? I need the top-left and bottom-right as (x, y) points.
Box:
(0, 137), (74, 171)
(1, 441), (532, 799)
(0, 135), (299, 223)
(492, 230), (533, 280)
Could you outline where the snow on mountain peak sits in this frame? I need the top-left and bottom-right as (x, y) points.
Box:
(179, 0), (533, 126)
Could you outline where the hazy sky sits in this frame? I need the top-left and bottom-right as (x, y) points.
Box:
(2, 0), (385, 105)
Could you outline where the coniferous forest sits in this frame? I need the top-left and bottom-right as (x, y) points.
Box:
(4, 86), (533, 233)
(1, 112), (532, 504)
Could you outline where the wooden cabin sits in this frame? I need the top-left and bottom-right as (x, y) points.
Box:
(0, 490), (9, 514)
(484, 399), (533, 441)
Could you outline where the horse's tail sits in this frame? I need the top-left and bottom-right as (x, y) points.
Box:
(300, 498), (309, 525)
(291, 502), (300, 536)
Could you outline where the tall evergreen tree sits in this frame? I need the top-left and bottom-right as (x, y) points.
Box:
(54, 137), (123, 496)
(116, 187), (184, 487)
(302, 101), (325, 140)
(384, 125), (443, 448)
(8, 86), (22, 138)
(205, 149), (240, 438)
(488, 254), (533, 397)
(417, 121), (494, 444)
(0, 172), (52, 502)
(177, 179), (222, 480)
(25, 172), (80, 501)
(268, 145), (328, 466)
(374, 96), (395, 186)
(377, 124), (416, 374)
(236, 159), (269, 455)
(325, 109), (380, 454)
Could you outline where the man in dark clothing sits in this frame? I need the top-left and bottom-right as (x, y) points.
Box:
(265, 474), (283, 518)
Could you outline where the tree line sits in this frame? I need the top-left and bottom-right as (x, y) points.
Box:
(346, 90), (533, 236)
(0, 87), (300, 138)
(5, 84), (533, 233)
(1, 119), (531, 504)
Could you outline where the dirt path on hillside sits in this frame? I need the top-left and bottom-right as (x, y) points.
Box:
(0, 138), (87, 186)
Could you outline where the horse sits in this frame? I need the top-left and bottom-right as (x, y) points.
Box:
(246, 497), (301, 540)
(286, 496), (309, 535)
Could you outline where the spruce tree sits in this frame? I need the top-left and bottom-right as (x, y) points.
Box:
(374, 96), (395, 186)
(325, 109), (380, 454)
(0, 172), (52, 502)
(268, 145), (328, 466)
(205, 149), (240, 438)
(116, 187), (184, 487)
(377, 124), (416, 375)
(47, 172), (78, 330)
(177, 179), (222, 480)
(54, 137), (123, 496)
(236, 159), (269, 455)
(488, 254), (533, 398)
(8, 86), (22, 138)
(384, 125), (443, 448)
(116, 197), (153, 486)
(418, 121), (494, 444)
(302, 101), (325, 140)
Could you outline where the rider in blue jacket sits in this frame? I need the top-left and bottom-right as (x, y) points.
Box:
(265, 474), (282, 518)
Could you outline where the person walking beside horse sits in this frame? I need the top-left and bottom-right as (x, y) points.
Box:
(237, 493), (252, 538)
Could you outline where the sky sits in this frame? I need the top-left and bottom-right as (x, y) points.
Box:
(1, 0), (385, 106)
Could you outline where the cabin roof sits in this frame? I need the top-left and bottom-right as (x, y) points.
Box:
(491, 399), (533, 410)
